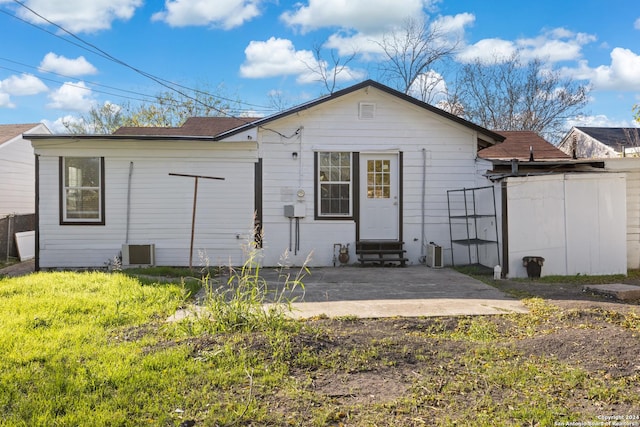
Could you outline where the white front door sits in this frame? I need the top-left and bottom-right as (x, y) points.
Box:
(359, 153), (399, 240)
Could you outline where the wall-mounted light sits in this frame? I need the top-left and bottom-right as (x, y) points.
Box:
(292, 152), (298, 160)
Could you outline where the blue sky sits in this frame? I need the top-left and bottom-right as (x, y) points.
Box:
(0, 0), (639, 135)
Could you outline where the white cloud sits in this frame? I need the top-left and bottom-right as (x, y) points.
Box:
(324, 31), (385, 59)
(240, 37), (365, 85)
(432, 12), (474, 36)
(0, 92), (14, 108)
(39, 53), (97, 76)
(457, 27), (596, 64)
(13, 0), (142, 33)
(0, 74), (48, 96)
(280, 0), (428, 34)
(566, 114), (640, 128)
(635, 17), (640, 30)
(42, 116), (79, 133)
(563, 48), (640, 91)
(152, 0), (261, 29)
(46, 81), (95, 112)
(240, 38), (316, 79)
(408, 69), (448, 104)
(456, 38), (516, 63)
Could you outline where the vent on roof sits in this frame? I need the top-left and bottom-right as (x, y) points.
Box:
(359, 102), (376, 120)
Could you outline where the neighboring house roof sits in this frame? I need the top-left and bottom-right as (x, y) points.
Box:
(113, 117), (258, 136)
(0, 123), (43, 147)
(478, 131), (570, 161)
(574, 127), (640, 150)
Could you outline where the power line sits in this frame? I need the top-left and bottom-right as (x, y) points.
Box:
(0, 57), (276, 115)
(5, 0), (274, 117)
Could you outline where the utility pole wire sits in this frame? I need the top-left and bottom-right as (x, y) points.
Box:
(8, 0), (269, 120)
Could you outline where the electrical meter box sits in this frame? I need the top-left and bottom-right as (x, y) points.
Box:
(284, 204), (306, 218)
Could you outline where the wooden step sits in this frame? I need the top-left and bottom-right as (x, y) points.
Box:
(356, 240), (407, 267)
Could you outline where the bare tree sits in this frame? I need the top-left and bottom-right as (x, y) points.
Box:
(450, 53), (589, 141)
(376, 16), (458, 100)
(301, 44), (360, 95)
(64, 84), (241, 134)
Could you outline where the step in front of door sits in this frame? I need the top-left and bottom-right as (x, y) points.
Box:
(356, 241), (407, 267)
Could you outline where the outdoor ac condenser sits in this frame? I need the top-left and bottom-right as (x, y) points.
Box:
(426, 243), (443, 268)
(121, 244), (155, 266)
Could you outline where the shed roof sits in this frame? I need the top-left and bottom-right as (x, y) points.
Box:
(478, 131), (570, 161)
(0, 123), (42, 147)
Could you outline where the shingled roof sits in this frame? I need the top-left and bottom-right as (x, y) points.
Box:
(478, 131), (570, 161)
(112, 117), (258, 137)
(0, 123), (42, 147)
(575, 127), (640, 149)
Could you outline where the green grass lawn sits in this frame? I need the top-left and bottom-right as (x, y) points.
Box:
(1, 269), (638, 426)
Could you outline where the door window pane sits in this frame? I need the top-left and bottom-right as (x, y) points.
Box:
(367, 159), (390, 199)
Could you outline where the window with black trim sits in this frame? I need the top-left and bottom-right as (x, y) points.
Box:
(317, 152), (352, 217)
(60, 157), (105, 225)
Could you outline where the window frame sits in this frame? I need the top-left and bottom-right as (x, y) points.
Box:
(59, 156), (105, 225)
(314, 151), (354, 220)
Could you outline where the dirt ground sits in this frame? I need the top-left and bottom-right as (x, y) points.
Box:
(257, 278), (640, 423)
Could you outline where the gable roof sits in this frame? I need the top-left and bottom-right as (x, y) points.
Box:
(575, 127), (640, 149)
(478, 131), (570, 161)
(0, 123), (43, 147)
(113, 117), (257, 136)
(213, 80), (505, 145)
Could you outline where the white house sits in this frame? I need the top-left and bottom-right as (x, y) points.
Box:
(28, 80), (506, 270)
(0, 123), (50, 217)
(26, 81), (630, 277)
(558, 127), (640, 158)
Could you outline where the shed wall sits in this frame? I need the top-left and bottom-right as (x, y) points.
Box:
(505, 173), (626, 278)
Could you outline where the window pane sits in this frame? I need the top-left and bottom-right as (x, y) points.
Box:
(63, 157), (102, 222)
(65, 157), (100, 187)
(66, 189), (100, 219)
(318, 152), (351, 216)
(367, 159), (391, 199)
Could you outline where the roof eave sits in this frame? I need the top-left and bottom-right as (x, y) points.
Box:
(213, 80), (505, 143)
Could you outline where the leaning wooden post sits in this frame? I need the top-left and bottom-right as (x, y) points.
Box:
(169, 173), (225, 269)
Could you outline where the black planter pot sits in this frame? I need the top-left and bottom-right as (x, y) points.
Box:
(522, 256), (545, 278)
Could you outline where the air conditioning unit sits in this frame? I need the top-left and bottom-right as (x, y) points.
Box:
(426, 243), (443, 268)
(122, 244), (155, 266)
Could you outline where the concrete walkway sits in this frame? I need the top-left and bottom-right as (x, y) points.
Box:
(245, 265), (528, 319)
(1, 260), (528, 319)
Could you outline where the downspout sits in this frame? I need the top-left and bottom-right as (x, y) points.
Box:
(34, 154), (40, 271)
(420, 148), (427, 261)
(125, 161), (133, 244)
(501, 180), (509, 277)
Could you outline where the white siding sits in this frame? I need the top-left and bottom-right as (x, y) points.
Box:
(0, 135), (36, 216)
(34, 139), (257, 268)
(505, 173), (626, 278)
(253, 86), (488, 266)
(605, 158), (640, 269)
